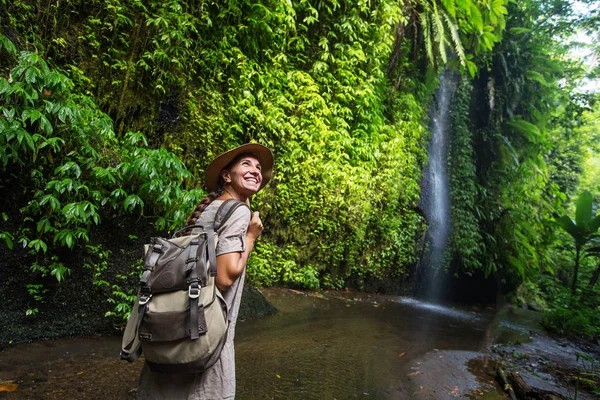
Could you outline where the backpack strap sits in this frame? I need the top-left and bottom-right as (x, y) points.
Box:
(214, 199), (250, 231)
(120, 291), (151, 362)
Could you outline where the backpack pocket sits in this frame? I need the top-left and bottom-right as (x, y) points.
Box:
(141, 288), (229, 371)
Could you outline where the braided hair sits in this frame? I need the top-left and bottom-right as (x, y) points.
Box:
(185, 187), (224, 227)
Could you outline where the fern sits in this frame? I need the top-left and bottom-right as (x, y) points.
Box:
(507, 118), (542, 144)
(526, 70), (549, 87)
(443, 11), (466, 66)
(420, 12), (435, 64)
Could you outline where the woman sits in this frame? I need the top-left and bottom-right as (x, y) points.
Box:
(137, 143), (274, 399)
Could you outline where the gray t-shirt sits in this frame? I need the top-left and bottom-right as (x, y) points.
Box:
(137, 200), (251, 400)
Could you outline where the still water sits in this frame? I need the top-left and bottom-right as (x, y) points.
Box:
(0, 289), (505, 399)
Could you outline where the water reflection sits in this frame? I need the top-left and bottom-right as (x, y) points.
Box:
(396, 297), (481, 321)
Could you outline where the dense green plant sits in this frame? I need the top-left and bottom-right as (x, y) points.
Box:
(415, 0), (507, 75)
(556, 191), (600, 294)
(542, 280), (600, 339)
(0, 35), (204, 313)
(454, 0), (600, 288)
(447, 75), (484, 273)
(586, 243), (600, 288)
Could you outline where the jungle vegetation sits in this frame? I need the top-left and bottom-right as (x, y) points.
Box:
(0, 0), (599, 341)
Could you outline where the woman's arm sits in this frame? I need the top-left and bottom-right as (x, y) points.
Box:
(215, 211), (263, 291)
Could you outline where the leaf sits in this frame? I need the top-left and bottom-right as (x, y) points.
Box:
(38, 115), (53, 134)
(0, 78), (11, 95)
(506, 119), (541, 143)
(28, 239), (48, 253)
(0, 33), (18, 54)
(51, 263), (70, 282)
(509, 27), (532, 35)
(556, 216), (578, 238)
(124, 194), (144, 212)
(575, 192), (593, 228)
(469, 2), (483, 33)
(0, 381), (18, 392)
(526, 70), (548, 87)
(590, 215), (600, 233)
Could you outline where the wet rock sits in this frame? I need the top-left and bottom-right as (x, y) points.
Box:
(526, 299), (545, 313)
(506, 371), (567, 400)
(491, 304), (600, 400)
(238, 285), (277, 321)
(404, 350), (505, 399)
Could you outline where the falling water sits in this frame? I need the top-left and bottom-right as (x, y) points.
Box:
(418, 71), (458, 301)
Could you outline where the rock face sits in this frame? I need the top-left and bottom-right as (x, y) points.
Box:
(238, 285), (278, 321)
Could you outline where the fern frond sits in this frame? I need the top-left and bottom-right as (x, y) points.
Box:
(506, 118), (542, 144)
(420, 12), (434, 64)
(432, 1), (448, 63)
(443, 11), (466, 66)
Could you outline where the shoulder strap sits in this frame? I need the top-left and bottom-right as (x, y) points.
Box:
(205, 199), (250, 278)
(172, 199), (250, 238)
(214, 199), (250, 231)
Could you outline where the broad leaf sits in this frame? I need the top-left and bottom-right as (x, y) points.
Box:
(575, 191), (593, 228)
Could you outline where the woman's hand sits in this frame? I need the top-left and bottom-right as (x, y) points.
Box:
(247, 211), (263, 240)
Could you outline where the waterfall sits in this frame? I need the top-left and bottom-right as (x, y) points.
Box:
(417, 71), (458, 301)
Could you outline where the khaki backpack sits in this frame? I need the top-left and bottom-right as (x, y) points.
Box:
(120, 199), (248, 373)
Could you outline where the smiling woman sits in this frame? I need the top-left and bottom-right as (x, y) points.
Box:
(137, 143), (274, 400)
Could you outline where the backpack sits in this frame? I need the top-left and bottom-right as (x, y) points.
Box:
(120, 199), (249, 373)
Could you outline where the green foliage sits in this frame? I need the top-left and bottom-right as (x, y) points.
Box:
(556, 191), (600, 294)
(448, 76), (484, 273)
(542, 287), (600, 338)
(0, 37), (204, 313)
(575, 352), (600, 396)
(105, 259), (145, 326)
(247, 242), (320, 290)
(400, 0), (508, 77)
(450, 0), (598, 289)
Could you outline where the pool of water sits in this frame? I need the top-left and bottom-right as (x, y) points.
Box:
(235, 289), (503, 399)
(0, 288), (506, 399)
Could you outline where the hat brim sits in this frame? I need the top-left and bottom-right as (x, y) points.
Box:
(204, 143), (274, 193)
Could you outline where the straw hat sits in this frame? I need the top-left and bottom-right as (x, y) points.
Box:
(204, 143), (274, 193)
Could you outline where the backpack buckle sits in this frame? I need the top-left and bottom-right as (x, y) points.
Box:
(188, 284), (200, 299)
(152, 243), (163, 253)
(139, 294), (152, 305)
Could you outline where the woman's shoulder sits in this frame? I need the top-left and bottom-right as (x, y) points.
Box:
(199, 199), (251, 223)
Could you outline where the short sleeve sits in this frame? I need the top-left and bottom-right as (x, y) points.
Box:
(216, 206), (251, 256)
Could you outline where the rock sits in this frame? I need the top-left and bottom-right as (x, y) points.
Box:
(527, 300), (545, 313)
(507, 371), (567, 400)
(238, 285), (277, 321)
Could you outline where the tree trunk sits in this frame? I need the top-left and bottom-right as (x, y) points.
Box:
(588, 263), (600, 288)
(571, 246), (580, 295)
(387, 1), (413, 89)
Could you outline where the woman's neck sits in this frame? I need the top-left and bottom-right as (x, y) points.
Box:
(222, 187), (248, 203)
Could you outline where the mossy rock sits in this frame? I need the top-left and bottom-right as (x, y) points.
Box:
(238, 285), (277, 321)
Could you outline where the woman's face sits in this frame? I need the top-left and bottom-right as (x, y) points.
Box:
(222, 155), (263, 198)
